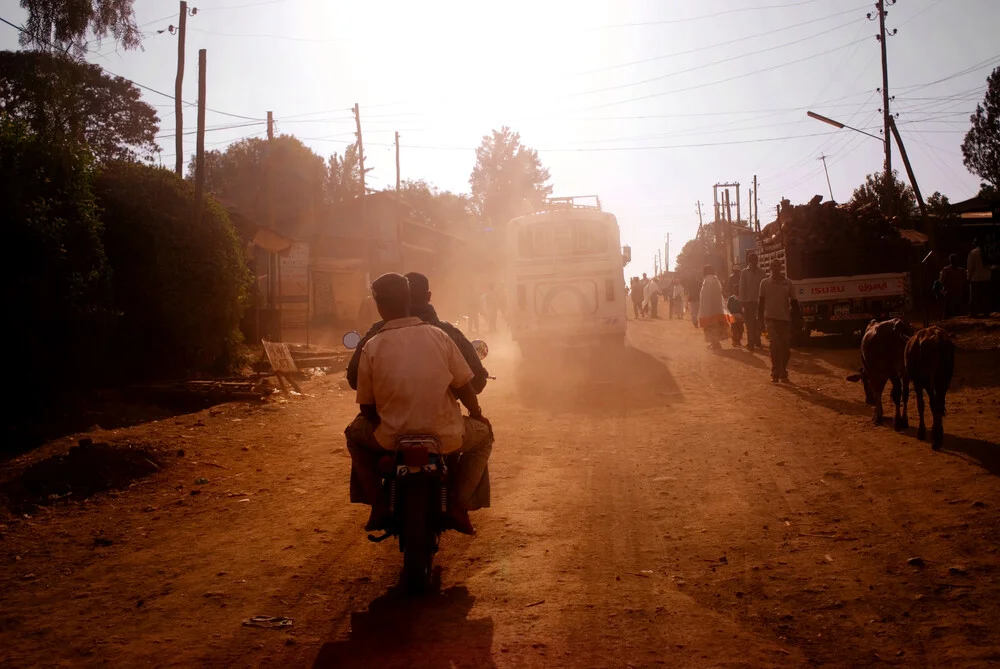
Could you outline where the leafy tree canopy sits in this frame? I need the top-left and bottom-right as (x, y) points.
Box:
(193, 134), (327, 234)
(0, 50), (158, 162)
(846, 170), (918, 224)
(962, 66), (1000, 191)
(326, 143), (366, 206)
(470, 126), (552, 228)
(397, 179), (476, 231)
(19, 0), (141, 54)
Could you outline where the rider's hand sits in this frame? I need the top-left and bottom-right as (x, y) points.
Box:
(470, 412), (492, 434)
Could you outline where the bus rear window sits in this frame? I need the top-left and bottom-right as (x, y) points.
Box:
(518, 220), (610, 258)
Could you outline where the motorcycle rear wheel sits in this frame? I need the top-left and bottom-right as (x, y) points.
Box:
(401, 476), (434, 593)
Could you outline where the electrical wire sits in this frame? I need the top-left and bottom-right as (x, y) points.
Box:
(578, 36), (871, 112)
(568, 16), (864, 98)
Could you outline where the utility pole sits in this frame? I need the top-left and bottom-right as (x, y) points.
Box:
(353, 103), (370, 279)
(752, 175), (759, 232)
(696, 201), (704, 230)
(193, 49), (206, 225)
(818, 154), (834, 202)
(872, 0), (897, 216)
(173, 1), (188, 176)
(665, 233), (670, 272)
(395, 131), (401, 191)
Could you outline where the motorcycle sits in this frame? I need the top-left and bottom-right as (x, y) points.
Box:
(342, 330), (490, 592)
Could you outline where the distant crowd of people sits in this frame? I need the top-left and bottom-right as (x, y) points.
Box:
(933, 238), (996, 319)
(627, 252), (795, 383)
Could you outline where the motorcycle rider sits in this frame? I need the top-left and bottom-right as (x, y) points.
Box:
(346, 272), (489, 394)
(345, 273), (493, 535)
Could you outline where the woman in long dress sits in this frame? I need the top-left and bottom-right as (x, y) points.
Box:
(698, 265), (732, 350)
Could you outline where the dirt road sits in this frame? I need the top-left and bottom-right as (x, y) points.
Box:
(3, 318), (1000, 668)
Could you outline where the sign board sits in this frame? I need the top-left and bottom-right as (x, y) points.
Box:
(261, 340), (298, 374)
(280, 242), (310, 327)
(793, 273), (907, 303)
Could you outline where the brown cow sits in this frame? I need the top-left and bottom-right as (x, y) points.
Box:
(905, 326), (955, 450)
(846, 318), (915, 430)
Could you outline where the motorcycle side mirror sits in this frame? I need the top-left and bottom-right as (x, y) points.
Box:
(471, 339), (489, 360)
(342, 331), (362, 350)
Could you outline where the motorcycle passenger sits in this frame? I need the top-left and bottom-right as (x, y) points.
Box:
(345, 273), (494, 535)
(346, 272), (489, 394)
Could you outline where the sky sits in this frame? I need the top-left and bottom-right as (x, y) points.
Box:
(2, 0), (998, 276)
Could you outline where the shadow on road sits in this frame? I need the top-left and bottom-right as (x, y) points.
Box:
(514, 344), (683, 412)
(312, 583), (495, 669)
(940, 435), (1000, 476)
(714, 348), (769, 369)
(776, 381), (872, 418)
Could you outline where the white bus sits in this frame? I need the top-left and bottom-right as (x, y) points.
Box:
(505, 196), (631, 353)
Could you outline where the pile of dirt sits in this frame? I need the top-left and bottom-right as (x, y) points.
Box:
(0, 440), (162, 515)
(938, 316), (1000, 351)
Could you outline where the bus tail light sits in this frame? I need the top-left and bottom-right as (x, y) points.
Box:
(605, 278), (615, 301)
(517, 285), (527, 310)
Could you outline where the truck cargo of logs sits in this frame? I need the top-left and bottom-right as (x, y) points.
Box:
(760, 196), (908, 280)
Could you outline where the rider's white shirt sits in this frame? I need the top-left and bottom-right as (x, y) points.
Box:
(356, 317), (474, 452)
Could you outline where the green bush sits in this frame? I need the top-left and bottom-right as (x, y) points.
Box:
(94, 162), (252, 379)
(0, 121), (112, 386)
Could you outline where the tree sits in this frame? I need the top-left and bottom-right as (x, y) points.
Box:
(674, 236), (709, 280)
(397, 179), (476, 230)
(95, 163), (251, 379)
(927, 191), (956, 220)
(470, 126), (552, 229)
(1, 119), (111, 414)
(0, 50), (158, 162)
(18, 0), (141, 54)
(194, 134), (327, 234)
(846, 170), (918, 224)
(325, 143), (364, 206)
(962, 66), (1000, 191)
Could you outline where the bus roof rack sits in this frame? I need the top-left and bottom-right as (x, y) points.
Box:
(541, 195), (602, 212)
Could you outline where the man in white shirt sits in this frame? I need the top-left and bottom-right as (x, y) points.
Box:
(967, 238), (993, 317)
(346, 273), (493, 535)
(643, 276), (662, 318)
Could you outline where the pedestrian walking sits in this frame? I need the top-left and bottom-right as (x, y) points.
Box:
(739, 253), (766, 350)
(672, 280), (684, 319)
(968, 239), (993, 317)
(685, 276), (701, 328)
(758, 259), (795, 383)
(629, 276), (643, 319)
(699, 265), (732, 350)
(727, 294), (744, 347)
(643, 275), (662, 318)
(939, 254), (967, 319)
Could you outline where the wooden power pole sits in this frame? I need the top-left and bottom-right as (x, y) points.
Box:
(874, 0), (896, 216)
(353, 103), (371, 278)
(395, 131), (401, 191)
(193, 48), (206, 225)
(174, 1), (188, 176)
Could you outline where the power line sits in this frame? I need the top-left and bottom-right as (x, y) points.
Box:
(578, 36), (871, 111)
(569, 16), (863, 98)
(0, 14), (266, 123)
(598, 0), (828, 28)
(571, 4), (868, 76)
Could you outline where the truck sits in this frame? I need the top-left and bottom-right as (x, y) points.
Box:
(756, 198), (910, 343)
(504, 196), (631, 353)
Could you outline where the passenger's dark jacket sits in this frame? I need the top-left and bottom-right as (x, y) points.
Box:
(346, 303), (490, 393)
